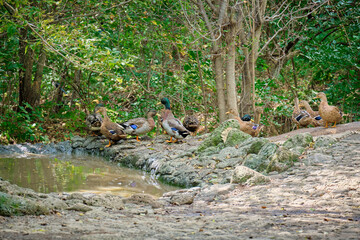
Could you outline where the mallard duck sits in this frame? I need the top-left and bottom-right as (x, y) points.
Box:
(160, 97), (190, 143)
(226, 109), (264, 137)
(85, 101), (104, 136)
(314, 92), (343, 128)
(183, 111), (200, 136)
(119, 109), (157, 142)
(96, 107), (127, 147)
(292, 97), (316, 129)
(299, 100), (324, 127)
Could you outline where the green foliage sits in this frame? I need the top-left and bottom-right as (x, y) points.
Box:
(0, 104), (46, 143)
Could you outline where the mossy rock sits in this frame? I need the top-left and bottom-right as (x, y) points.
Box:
(0, 192), (49, 216)
(224, 129), (251, 147)
(283, 133), (313, 149)
(243, 154), (270, 172)
(197, 119), (241, 153)
(246, 138), (270, 154)
(266, 148), (300, 173)
(258, 142), (279, 159)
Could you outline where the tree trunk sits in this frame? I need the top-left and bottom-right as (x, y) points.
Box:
(18, 27), (46, 109)
(238, 0), (267, 116)
(18, 27), (34, 109)
(213, 43), (226, 123)
(225, 21), (238, 117)
(31, 48), (46, 107)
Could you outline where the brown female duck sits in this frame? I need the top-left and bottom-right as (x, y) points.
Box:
(96, 107), (127, 147)
(299, 100), (324, 127)
(314, 92), (343, 128)
(292, 97), (316, 129)
(85, 101), (104, 136)
(183, 110), (200, 136)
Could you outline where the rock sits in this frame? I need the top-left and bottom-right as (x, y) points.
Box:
(71, 135), (85, 148)
(0, 192), (49, 216)
(306, 153), (333, 164)
(243, 154), (269, 172)
(67, 203), (93, 212)
(195, 184), (236, 202)
(266, 147), (299, 173)
(314, 136), (337, 149)
(42, 197), (68, 210)
(196, 119), (240, 153)
(84, 195), (124, 210)
(258, 142), (279, 159)
(283, 133), (313, 149)
(169, 192), (197, 205)
(55, 141), (73, 154)
(247, 138), (270, 154)
(124, 193), (162, 208)
(224, 128), (251, 147)
(68, 193), (86, 201)
(231, 166), (270, 185)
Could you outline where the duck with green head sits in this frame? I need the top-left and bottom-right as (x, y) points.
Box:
(160, 97), (190, 143)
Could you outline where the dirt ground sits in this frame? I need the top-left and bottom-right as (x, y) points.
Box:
(0, 122), (360, 239)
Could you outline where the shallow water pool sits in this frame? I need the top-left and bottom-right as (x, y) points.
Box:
(0, 154), (179, 198)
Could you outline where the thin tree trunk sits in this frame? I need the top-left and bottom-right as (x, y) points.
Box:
(31, 48), (46, 107)
(213, 42), (226, 122)
(225, 21), (238, 117)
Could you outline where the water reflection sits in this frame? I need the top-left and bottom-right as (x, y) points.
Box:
(0, 154), (179, 197)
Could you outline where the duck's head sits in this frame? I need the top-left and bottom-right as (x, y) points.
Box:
(225, 109), (236, 115)
(147, 109), (157, 117)
(315, 92), (327, 101)
(160, 97), (171, 110)
(96, 107), (107, 115)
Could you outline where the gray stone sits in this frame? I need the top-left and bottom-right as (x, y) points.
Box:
(314, 136), (337, 149)
(84, 195), (124, 210)
(243, 154), (269, 172)
(195, 184), (236, 202)
(42, 197), (68, 210)
(283, 133), (313, 149)
(231, 166), (270, 185)
(289, 146), (305, 155)
(67, 203), (93, 212)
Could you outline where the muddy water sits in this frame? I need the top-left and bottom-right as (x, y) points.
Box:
(0, 154), (179, 198)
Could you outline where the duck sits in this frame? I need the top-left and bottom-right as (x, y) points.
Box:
(299, 100), (324, 127)
(160, 97), (190, 143)
(314, 92), (343, 128)
(96, 107), (127, 147)
(292, 97), (316, 129)
(226, 109), (264, 137)
(119, 109), (157, 142)
(182, 111), (200, 136)
(85, 100), (104, 136)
